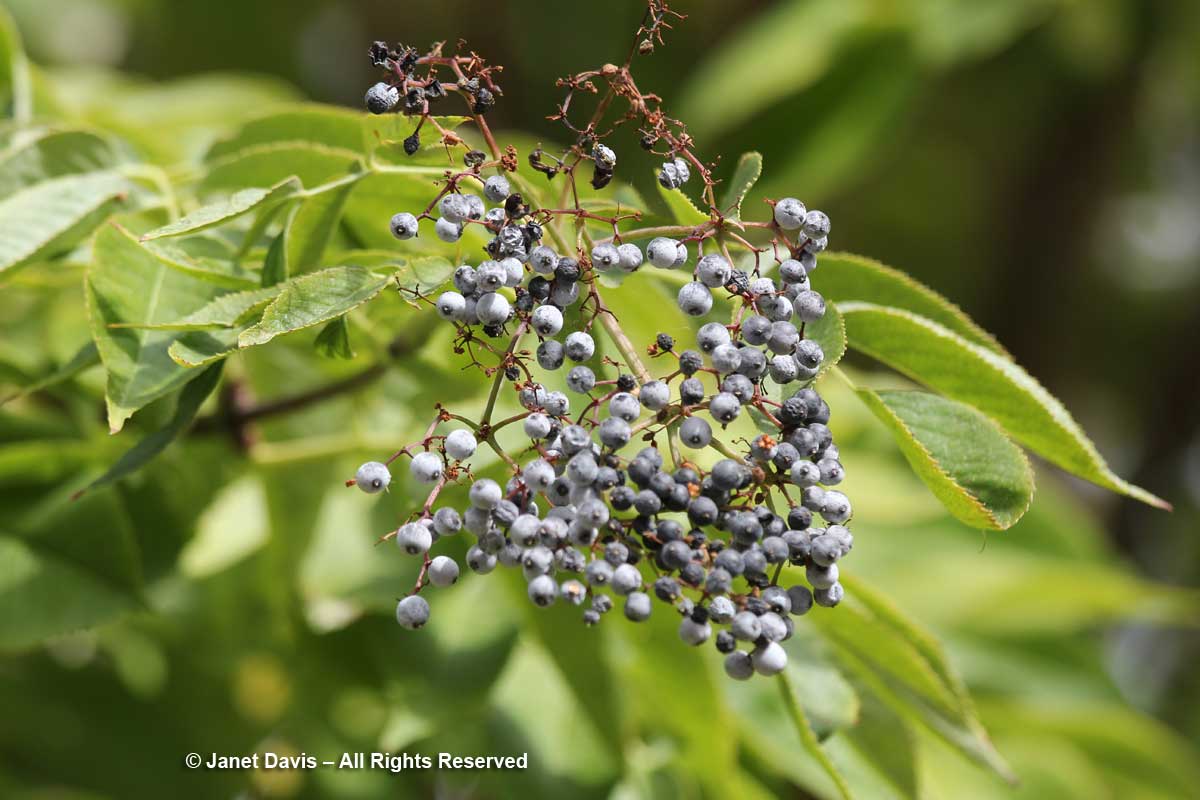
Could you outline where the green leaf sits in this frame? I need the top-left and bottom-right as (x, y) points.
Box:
(341, 169), (464, 252)
(889, 551), (1200, 634)
(718, 151), (763, 221)
(43, 72), (299, 165)
(1, 341), (99, 406)
(261, 227), (288, 286)
(508, 577), (625, 768)
(806, 299), (846, 379)
(116, 286), (279, 331)
(367, 114), (471, 163)
(655, 170), (710, 226)
(167, 329), (242, 368)
(778, 671), (855, 800)
(818, 253), (1006, 354)
(200, 142), (361, 194)
(238, 266), (395, 348)
(0, 128), (124, 198)
(0, 487), (145, 650)
(854, 387), (1033, 529)
(0, 171), (129, 276)
(838, 302), (1169, 509)
(979, 700), (1200, 799)
(204, 103), (468, 165)
(74, 363), (222, 498)
(0, 6), (31, 124)
(334, 251), (454, 290)
(314, 316), (354, 359)
(137, 238), (259, 290)
(0, 535), (136, 650)
(139, 177), (300, 241)
(86, 224), (225, 432)
(206, 105), (369, 161)
(809, 575), (1016, 783)
(285, 174), (359, 274)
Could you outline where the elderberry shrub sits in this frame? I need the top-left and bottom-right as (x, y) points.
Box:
(353, 1), (852, 680)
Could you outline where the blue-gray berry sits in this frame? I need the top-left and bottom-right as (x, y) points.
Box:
(396, 521), (432, 555)
(710, 343), (742, 375)
(591, 243), (621, 271)
(624, 591), (652, 621)
(679, 416), (712, 448)
(774, 197), (806, 230)
(598, 416), (632, 449)
(677, 282), (713, 316)
(428, 555), (460, 587)
(444, 429), (477, 460)
(527, 574), (558, 606)
(523, 414), (553, 441)
(466, 544), (497, 574)
(475, 292), (510, 326)
(779, 258), (808, 284)
(432, 507), (462, 536)
(611, 563), (642, 595)
(389, 212), (419, 240)
(434, 217), (463, 243)
(536, 339), (565, 371)
(355, 461), (391, 493)
(679, 617), (711, 646)
(696, 254), (732, 288)
(802, 210), (831, 239)
(795, 339), (824, 370)
(807, 561), (839, 590)
(566, 365), (597, 394)
(794, 290), (826, 323)
(731, 611), (762, 641)
(409, 452), (443, 483)
(617, 242), (644, 272)
(366, 82), (400, 114)
(438, 194), (471, 223)
(638, 380), (670, 411)
(564, 331), (595, 362)
(469, 478), (503, 509)
(646, 237), (685, 268)
(529, 245), (558, 275)
(709, 392), (741, 424)
(483, 174), (511, 203)
(709, 596), (737, 624)
(435, 291), (466, 321)
(395, 595), (430, 629)
(751, 641), (788, 675)
(815, 582), (844, 607)
(697, 322), (731, 353)
(608, 392), (641, 422)
(724, 650), (754, 680)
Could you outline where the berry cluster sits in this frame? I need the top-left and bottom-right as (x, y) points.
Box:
(352, 2), (854, 680)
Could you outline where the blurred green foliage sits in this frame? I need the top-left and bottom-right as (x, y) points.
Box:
(2, 1), (1199, 798)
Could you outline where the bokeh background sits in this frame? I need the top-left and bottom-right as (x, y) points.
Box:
(2, 0), (1198, 797)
